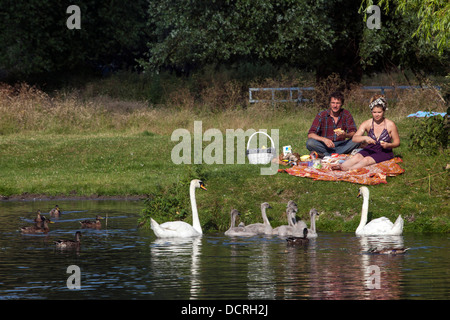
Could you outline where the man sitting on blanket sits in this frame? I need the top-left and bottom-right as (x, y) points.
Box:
(306, 91), (360, 157)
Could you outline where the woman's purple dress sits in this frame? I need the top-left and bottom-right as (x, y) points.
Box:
(358, 120), (393, 163)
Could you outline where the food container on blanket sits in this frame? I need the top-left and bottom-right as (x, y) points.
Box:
(313, 159), (322, 169)
(246, 131), (276, 164)
(300, 155), (311, 162)
(282, 145), (292, 156)
(322, 156), (332, 163)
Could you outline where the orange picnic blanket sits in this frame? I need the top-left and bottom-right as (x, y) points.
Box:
(280, 156), (404, 185)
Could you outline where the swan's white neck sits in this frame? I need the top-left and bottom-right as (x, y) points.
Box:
(356, 192), (369, 234)
(190, 183), (202, 234)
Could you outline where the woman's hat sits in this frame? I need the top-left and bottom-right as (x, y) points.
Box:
(369, 96), (388, 110)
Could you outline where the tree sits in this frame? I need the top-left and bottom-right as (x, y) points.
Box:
(141, 0), (365, 81)
(145, 0), (450, 83)
(358, 0), (448, 79)
(361, 0), (449, 55)
(0, 0), (149, 81)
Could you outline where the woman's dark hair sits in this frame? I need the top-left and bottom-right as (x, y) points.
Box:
(329, 91), (345, 105)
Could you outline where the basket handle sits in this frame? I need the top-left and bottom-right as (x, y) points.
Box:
(247, 131), (275, 150)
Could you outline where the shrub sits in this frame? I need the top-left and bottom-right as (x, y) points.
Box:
(409, 113), (448, 154)
(138, 165), (208, 229)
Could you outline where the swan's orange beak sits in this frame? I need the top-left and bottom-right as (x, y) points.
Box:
(357, 190), (361, 198)
(200, 183), (207, 191)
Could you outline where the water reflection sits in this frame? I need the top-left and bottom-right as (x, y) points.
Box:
(358, 235), (405, 252)
(281, 234), (409, 300)
(247, 239), (276, 299)
(303, 236), (362, 299)
(0, 200), (449, 300)
(150, 237), (202, 299)
(358, 236), (406, 300)
(283, 238), (311, 299)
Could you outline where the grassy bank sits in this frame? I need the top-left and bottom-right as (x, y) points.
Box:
(0, 76), (448, 233)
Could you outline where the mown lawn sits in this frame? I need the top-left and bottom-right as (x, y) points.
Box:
(0, 107), (448, 233)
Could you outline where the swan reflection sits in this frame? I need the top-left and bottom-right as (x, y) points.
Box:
(358, 235), (405, 252)
(282, 233), (407, 299)
(358, 235), (406, 299)
(146, 233), (408, 299)
(247, 238), (275, 299)
(150, 237), (201, 299)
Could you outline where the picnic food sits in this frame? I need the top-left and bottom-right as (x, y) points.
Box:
(300, 155), (311, 162)
(282, 152), (300, 162)
(334, 128), (345, 135)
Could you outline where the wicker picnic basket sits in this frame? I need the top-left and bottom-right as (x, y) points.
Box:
(246, 131), (276, 164)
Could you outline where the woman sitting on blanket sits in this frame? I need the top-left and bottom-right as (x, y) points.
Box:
(333, 95), (400, 171)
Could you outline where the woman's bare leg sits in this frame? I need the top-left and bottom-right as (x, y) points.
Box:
(339, 153), (364, 171)
(343, 156), (376, 171)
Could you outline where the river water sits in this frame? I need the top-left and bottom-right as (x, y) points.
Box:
(0, 199), (448, 300)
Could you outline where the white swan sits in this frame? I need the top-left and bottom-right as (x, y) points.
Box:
(224, 209), (255, 237)
(355, 186), (403, 236)
(150, 179), (207, 238)
(244, 202), (273, 235)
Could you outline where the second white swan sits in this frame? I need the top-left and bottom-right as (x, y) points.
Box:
(355, 186), (403, 236)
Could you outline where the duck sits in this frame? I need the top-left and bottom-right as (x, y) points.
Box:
(242, 202), (273, 235)
(80, 215), (104, 229)
(224, 209), (255, 237)
(355, 187), (404, 236)
(54, 231), (82, 248)
(286, 228), (310, 246)
(20, 219), (54, 234)
(367, 247), (409, 255)
(150, 179), (207, 238)
(33, 209), (47, 227)
(49, 205), (61, 217)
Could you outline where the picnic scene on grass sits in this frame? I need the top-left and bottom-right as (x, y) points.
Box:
(149, 89), (416, 240)
(276, 91), (405, 185)
(2, 0), (450, 303)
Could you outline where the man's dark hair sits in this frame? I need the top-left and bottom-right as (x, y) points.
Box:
(329, 91), (345, 105)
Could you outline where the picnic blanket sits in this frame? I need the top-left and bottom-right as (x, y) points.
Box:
(280, 155), (404, 185)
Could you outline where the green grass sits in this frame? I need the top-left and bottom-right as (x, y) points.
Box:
(1, 114), (447, 233)
(0, 132), (178, 196)
(0, 76), (448, 233)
